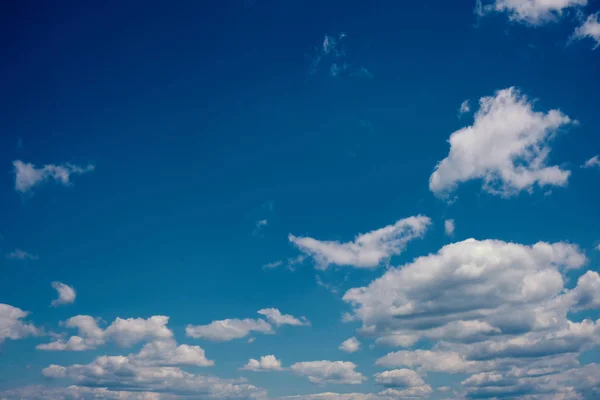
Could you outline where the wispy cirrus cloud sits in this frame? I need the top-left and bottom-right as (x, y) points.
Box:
(6, 249), (38, 261)
(309, 33), (373, 79)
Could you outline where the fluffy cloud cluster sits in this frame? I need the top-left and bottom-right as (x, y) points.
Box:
(343, 238), (600, 398)
(43, 353), (263, 400)
(0, 304), (41, 343)
(0, 385), (168, 400)
(37, 315), (173, 351)
(13, 160), (94, 193)
(430, 87), (573, 198)
(50, 282), (76, 307)
(186, 308), (309, 342)
(573, 12), (600, 49)
(242, 355), (283, 371)
(477, 0), (587, 25)
(289, 216), (431, 269)
(290, 361), (366, 385)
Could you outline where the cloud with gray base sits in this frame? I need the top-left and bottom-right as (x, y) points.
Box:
(0, 304), (42, 343)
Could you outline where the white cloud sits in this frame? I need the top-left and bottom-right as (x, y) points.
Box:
(37, 315), (173, 351)
(0, 385), (169, 400)
(582, 155), (600, 168)
(6, 249), (38, 260)
(42, 353), (264, 400)
(131, 339), (214, 367)
(290, 361), (366, 385)
(459, 100), (471, 115)
(257, 308), (310, 327)
(373, 369), (425, 388)
(289, 216), (431, 269)
(444, 219), (455, 236)
(341, 237), (600, 399)
(50, 282), (76, 307)
(572, 12), (600, 49)
(429, 87), (573, 198)
(477, 0), (587, 25)
(186, 318), (273, 341)
(13, 160), (94, 193)
(0, 304), (41, 343)
(339, 337), (360, 353)
(263, 260), (283, 269)
(242, 355), (283, 371)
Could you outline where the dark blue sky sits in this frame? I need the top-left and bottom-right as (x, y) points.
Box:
(1, 1), (600, 399)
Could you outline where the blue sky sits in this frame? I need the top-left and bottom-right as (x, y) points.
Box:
(1, 0), (600, 399)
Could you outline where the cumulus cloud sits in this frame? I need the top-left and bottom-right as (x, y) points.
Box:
(50, 282), (76, 307)
(477, 0), (587, 25)
(572, 12), (600, 49)
(242, 355), (283, 371)
(341, 237), (600, 399)
(186, 318), (273, 341)
(290, 361), (366, 385)
(339, 337), (360, 353)
(0, 385), (169, 400)
(13, 160), (94, 193)
(429, 87), (573, 198)
(6, 249), (38, 260)
(373, 369), (425, 388)
(444, 219), (455, 236)
(257, 308), (310, 327)
(289, 216), (431, 269)
(0, 304), (41, 343)
(582, 155), (600, 168)
(42, 352), (263, 400)
(37, 315), (173, 351)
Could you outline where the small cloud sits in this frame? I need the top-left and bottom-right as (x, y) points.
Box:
(257, 308), (310, 327)
(572, 12), (600, 49)
(17, 138), (23, 149)
(6, 249), (38, 261)
(309, 33), (371, 79)
(582, 155), (600, 169)
(242, 355), (283, 371)
(50, 282), (76, 307)
(14, 160), (94, 194)
(248, 337), (256, 343)
(262, 260), (284, 270)
(458, 100), (471, 116)
(339, 337), (360, 353)
(595, 244), (600, 251)
(253, 219), (268, 236)
(444, 219), (455, 237)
